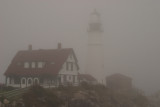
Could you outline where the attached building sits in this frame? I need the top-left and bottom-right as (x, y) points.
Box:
(78, 74), (97, 85)
(4, 44), (79, 88)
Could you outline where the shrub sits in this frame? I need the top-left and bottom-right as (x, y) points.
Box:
(23, 85), (64, 107)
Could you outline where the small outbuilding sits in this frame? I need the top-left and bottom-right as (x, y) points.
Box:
(106, 73), (132, 90)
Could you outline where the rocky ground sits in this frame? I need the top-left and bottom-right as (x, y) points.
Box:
(0, 83), (150, 107)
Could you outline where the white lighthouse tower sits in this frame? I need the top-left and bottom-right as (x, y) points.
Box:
(86, 10), (105, 83)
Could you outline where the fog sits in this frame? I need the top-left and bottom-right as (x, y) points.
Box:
(1, 0), (160, 95)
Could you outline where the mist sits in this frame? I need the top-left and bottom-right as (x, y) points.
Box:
(1, 0), (160, 95)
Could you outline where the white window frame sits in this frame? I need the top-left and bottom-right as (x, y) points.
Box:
(31, 62), (36, 68)
(66, 62), (74, 71)
(24, 62), (30, 68)
(38, 62), (45, 68)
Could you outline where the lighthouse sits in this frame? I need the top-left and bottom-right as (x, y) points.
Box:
(86, 10), (105, 83)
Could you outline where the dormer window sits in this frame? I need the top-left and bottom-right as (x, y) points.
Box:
(31, 62), (36, 68)
(38, 62), (45, 68)
(24, 62), (29, 68)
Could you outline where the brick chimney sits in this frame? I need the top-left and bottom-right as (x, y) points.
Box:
(58, 43), (62, 49)
(28, 44), (32, 51)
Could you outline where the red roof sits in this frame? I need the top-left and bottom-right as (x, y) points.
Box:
(79, 74), (97, 81)
(4, 48), (79, 76)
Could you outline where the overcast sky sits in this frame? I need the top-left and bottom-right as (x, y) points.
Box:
(1, 0), (160, 95)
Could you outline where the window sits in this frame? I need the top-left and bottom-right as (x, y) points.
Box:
(66, 62), (73, 71)
(34, 79), (39, 84)
(73, 75), (75, 83)
(28, 79), (32, 84)
(58, 76), (61, 83)
(14, 78), (20, 84)
(66, 62), (69, 71)
(24, 62), (29, 68)
(38, 62), (45, 68)
(22, 79), (25, 84)
(63, 75), (66, 82)
(71, 63), (73, 71)
(31, 62), (36, 68)
(68, 75), (72, 80)
(51, 80), (55, 84)
(9, 78), (12, 84)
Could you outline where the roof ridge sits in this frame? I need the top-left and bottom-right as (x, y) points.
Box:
(19, 48), (73, 52)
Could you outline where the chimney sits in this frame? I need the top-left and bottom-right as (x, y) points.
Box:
(58, 43), (62, 49)
(28, 44), (32, 51)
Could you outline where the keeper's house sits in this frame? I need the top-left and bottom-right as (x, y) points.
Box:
(4, 43), (79, 88)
